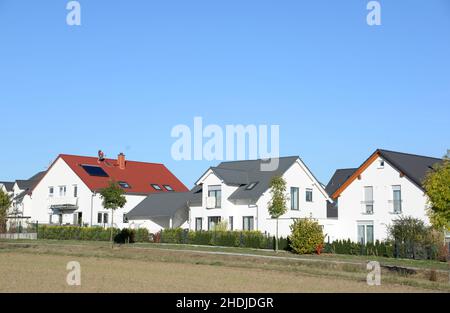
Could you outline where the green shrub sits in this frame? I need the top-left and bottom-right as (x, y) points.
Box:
(134, 228), (150, 243)
(289, 219), (325, 255)
(38, 225), (119, 241)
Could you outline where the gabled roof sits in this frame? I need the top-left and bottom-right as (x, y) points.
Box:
(330, 149), (443, 199)
(15, 171), (47, 191)
(0, 182), (14, 192)
(127, 191), (193, 220)
(47, 154), (188, 195)
(325, 168), (357, 197)
(196, 156), (330, 203)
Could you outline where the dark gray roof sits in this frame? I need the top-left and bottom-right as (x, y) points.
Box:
(189, 184), (203, 207)
(217, 157), (300, 203)
(15, 171), (46, 191)
(14, 190), (28, 203)
(127, 191), (193, 220)
(327, 149), (443, 198)
(325, 168), (357, 197)
(0, 182), (14, 192)
(378, 149), (443, 190)
(210, 167), (249, 186)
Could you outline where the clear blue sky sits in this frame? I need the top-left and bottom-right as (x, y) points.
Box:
(0, 0), (449, 187)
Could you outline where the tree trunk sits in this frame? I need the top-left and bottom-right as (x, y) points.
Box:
(110, 209), (114, 249)
(275, 218), (279, 252)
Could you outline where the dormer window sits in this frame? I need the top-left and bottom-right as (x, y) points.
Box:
(151, 184), (162, 191)
(245, 182), (258, 190)
(118, 181), (131, 189)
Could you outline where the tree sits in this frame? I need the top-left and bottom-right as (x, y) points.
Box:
(268, 176), (288, 252)
(423, 158), (450, 232)
(0, 189), (12, 233)
(100, 181), (127, 248)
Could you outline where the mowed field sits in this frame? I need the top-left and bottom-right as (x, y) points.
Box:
(0, 241), (448, 293)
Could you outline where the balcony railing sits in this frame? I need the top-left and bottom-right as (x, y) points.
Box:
(48, 196), (79, 212)
(389, 200), (403, 214)
(361, 201), (374, 215)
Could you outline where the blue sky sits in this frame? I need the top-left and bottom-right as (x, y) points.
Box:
(0, 0), (449, 187)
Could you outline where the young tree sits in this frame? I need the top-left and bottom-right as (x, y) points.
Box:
(0, 189), (12, 233)
(268, 176), (288, 252)
(423, 158), (450, 233)
(100, 181), (127, 248)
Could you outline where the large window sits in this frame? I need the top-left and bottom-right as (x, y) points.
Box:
(195, 218), (203, 231)
(229, 216), (234, 231)
(363, 186), (374, 214)
(98, 212), (109, 225)
(392, 185), (402, 214)
(243, 216), (254, 231)
(208, 216), (221, 230)
(208, 186), (222, 208)
(357, 223), (374, 245)
(291, 187), (299, 210)
(306, 188), (313, 202)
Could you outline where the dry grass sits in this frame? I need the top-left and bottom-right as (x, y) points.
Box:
(0, 241), (448, 293)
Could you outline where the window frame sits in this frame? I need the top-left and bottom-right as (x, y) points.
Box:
(243, 216), (255, 231)
(291, 187), (300, 210)
(151, 184), (162, 191)
(306, 188), (313, 203)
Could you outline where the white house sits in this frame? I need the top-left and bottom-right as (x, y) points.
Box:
(186, 157), (332, 238)
(22, 152), (188, 230)
(325, 149), (443, 244)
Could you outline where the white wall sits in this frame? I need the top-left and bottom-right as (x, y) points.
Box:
(189, 160), (330, 238)
(29, 157), (146, 229)
(331, 156), (430, 242)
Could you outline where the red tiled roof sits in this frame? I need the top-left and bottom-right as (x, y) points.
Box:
(58, 154), (188, 194)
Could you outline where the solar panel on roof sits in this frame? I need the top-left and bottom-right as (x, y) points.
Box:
(81, 165), (109, 177)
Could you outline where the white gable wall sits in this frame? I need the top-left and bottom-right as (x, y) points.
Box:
(332, 156), (430, 242)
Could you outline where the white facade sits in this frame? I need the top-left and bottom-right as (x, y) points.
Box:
(330, 156), (430, 243)
(189, 159), (331, 238)
(29, 157), (146, 229)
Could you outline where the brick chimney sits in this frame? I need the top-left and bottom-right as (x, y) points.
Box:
(118, 153), (126, 170)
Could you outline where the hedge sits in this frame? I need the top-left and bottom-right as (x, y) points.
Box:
(158, 229), (289, 250)
(37, 226), (150, 243)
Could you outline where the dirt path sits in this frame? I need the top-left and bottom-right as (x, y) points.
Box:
(0, 252), (434, 293)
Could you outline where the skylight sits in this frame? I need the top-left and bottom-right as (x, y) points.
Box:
(151, 184), (162, 191)
(163, 185), (174, 192)
(246, 182), (258, 190)
(118, 181), (131, 189)
(81, 165), (109, 177)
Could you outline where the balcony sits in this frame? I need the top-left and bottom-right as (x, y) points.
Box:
(48, 196), (79, 212)
(361, 201), (374, 215)
(389, 200), (403, 214)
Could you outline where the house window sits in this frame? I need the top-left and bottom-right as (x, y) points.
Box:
(357, 223), (374, 245)
(59, 186), (67, 197)
(73, 185), (78, 198)
(151, 184), (162, 191)
(98, 212), (109, 225)
(73, 212), (82, 226)
(58, 214), (63, 225)
(123, 214), (129, 224)
(306, 188), (313, 203)
(363, 186), (374, 214)
(378, 160), (385, 169)
(195, 218), (203, 231)
(291, 187), (299, 210)
(208, 186), (222, 208)
(243, 216), (254, 231)
(229, 216), (234, 231)
(49, 187), (54, 197)
(163, 185), (174, 192)
(208, 216), (221, 230)
(392, 185), (402, 214)
(246, 182), (258, 190)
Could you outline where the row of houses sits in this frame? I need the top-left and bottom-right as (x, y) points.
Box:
(1, 149), (447, 243)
